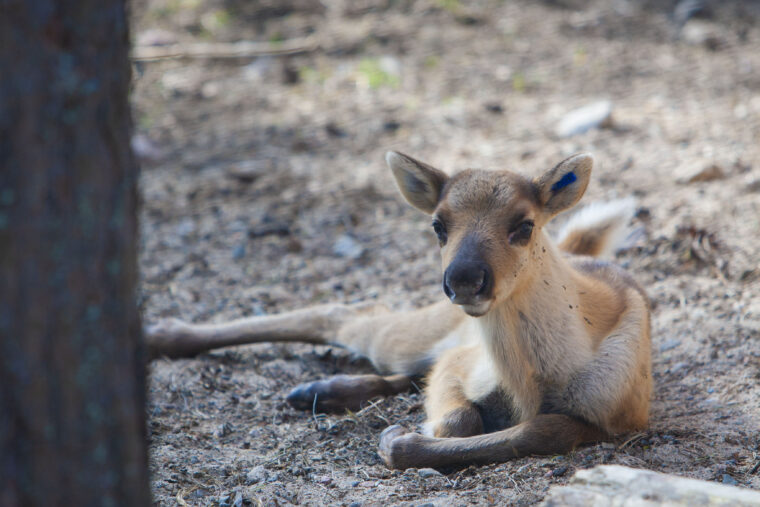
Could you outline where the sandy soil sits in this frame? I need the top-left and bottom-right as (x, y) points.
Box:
(131, 0), (760, 505)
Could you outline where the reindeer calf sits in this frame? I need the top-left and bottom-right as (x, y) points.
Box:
(147, 152), (652, 469)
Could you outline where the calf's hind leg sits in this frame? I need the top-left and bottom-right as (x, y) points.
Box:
(287, 300), (467, 412)
(286, 374), (414, 412)
(147, 300), (466, 412)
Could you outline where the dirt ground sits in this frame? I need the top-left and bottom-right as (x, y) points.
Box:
(131, 0), (760, 505)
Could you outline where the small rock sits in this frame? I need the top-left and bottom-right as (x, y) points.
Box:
(378, 55), (401, 77)
(333, 234), (365, 260)
(721, 473), (738, 486)
(136, 28), (178, 47)
(668, 362), (689, 374)
(218, 492), (232, 507)
(484, 102), (504, 114)
(225, 160), (269, 183)
(555, 100), (612, 138)
(243, 58), (274, 82)
(675, 163), (724, 183)
(214, 422), (232, 438)
(190, 489), (208, 499)
(232, 244), (246, 260)
(418, 468), (443, 479)
(201, 81), (220, 99)
(383, 120), (401, 132)
(248, 223), (290, 239)
(325, 122), (347, 138)
(282, 64), (299, 85)
(246, 465), (268, 485)
(176, 218), (195, 238)
(681, 20), (727, 50)
(601, 442), (616, 450)
(131, 134), (164, 161)
(548, 466), (569, 478)
(316, 475), (332, 485)
(659, 339), (681, 352)
(743, 175), (760, 193)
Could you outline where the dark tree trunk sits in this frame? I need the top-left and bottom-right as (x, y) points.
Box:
(0, 1), (150, 505)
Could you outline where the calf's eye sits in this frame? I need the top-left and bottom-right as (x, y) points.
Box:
(509, 221), (533, 245)
(432, 219), (448, 246)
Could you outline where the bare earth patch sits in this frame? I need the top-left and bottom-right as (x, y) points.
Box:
(132, 0), (760, 504)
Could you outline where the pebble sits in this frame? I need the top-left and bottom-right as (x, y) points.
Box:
(547, 466), (569, 478)
(333, 234), (365, 260)
(744, 175), (760, 193)
(418, 468), (443, 479)
(136, 28), (178, 47)
(214, 422), (232, 438)
(659, 339), (681, 352)
(484, 102), (504, 114)
(131, 134), (164, 161)
(721, 474), (738, 486)
(225, 160), (267, 183)
(675, 163), (724, 183)
(668, 362), (689, 374)
(246, 465), (268, 484)
(555, 100), (612, 138)
(190, 489), (208, 499)
(232, 244), (246, 260)
(176, 218), (195, 238)
(681, 20), (726, 50)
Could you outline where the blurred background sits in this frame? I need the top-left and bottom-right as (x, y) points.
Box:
(131, 1), (760, 505)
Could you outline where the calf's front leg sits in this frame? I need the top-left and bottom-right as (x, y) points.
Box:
(378, 414), (605, 469)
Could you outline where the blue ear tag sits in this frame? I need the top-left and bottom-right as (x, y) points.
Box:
(551, 172), (576, 192)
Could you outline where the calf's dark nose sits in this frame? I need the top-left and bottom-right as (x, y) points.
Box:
(443, 261), (492, 303)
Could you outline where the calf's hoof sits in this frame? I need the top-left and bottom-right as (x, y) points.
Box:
(378, 425), (428, 470)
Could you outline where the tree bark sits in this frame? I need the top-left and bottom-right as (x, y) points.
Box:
(0, 1), (150, 505)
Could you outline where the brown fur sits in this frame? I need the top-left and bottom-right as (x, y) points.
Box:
(146, 151), (652, 469)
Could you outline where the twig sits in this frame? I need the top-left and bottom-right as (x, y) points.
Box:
(176, 487), (194, 506)
(312, 393), (320, 427)
(618, 432), (645, 450)
(132, 36), (319, 61)
(355, 398), (383, 417)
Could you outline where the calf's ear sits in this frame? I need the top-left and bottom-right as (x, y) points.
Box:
(386, 151), (448, 214)
(534, 153), (593, 217)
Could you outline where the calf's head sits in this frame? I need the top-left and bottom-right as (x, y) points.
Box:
(386, 151), (593, 316)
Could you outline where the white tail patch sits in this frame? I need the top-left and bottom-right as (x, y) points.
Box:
(556, 198), (638, 257)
